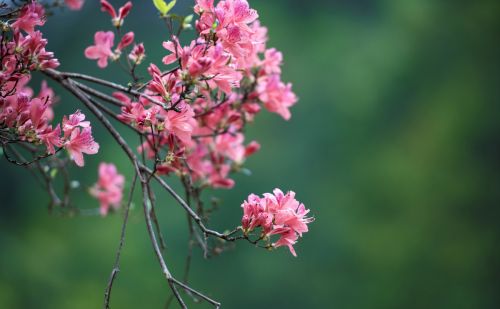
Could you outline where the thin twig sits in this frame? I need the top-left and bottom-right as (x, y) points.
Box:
(57, 70), (168, 109)
(104, 172), (138, 309)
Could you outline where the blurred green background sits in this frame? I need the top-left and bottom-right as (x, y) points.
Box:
(1, 0), (500, 308)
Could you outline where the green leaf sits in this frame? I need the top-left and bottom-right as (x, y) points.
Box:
(153, 0), (176, 16)
(50, 168), (58, 179)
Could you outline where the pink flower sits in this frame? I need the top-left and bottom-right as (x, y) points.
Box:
(62, 110), (90, 136)
(11, 3), (45, 34)
(162, 37), (181, 65)
(147, 63), (178, 99)
(100, 0), (133, 27)
(162, 104), (196, 145)
(18, 30), (60, 70)
(194, 0), (214, 13)
(65, 0), (85, 10)
(215, 132), (259, 163)
(257, 75), (297, 120)
(36, 80), (57, 121)
(38, 125), (63, 155)
(85, 31), (115, 68)
(194, 0), (259, 66)
(260, 48), (282, 74)
(270, 227), (299, 257)
(208, 163), (234, 188)
(64, 127), (99, 167)
(241, 189), (313, 256)
(129, 43), (145, 64)
(90, 163), (125, 216)
(118, 100), (160, 131)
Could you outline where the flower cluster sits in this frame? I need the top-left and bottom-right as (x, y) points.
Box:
(90, 162), (125, 216)
(1, 1), (313, 305)
(0, 2), (98, 167)
(84, 0), (298, 189)
(241, 189), (314, 256)
(0, 3), (59, 86)
(85, 1), (143, 68)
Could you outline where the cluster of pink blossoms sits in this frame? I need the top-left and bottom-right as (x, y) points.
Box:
(84, 0), (297, 189)
(0, 2), (98, 167)
(90, 162), (125, 216)
(242, 189), (314, 256)
(85, 1), (144, 68)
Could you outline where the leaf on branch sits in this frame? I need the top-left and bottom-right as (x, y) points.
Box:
(153, 0), (176, 16)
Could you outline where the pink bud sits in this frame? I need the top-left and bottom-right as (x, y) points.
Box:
(117, 32), (134, 51)
(244, 141), (260, 157)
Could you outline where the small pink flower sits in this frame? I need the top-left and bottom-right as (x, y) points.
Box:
(118, 101), (159, 131)
(36, 80), (57, 121)
(215, 132), (259, 163)
(257, 75), (297, 120)
(38, 124), (63, 155)
(163, 104), (196, 145)
(65, 0), (85, 10)
(260, 48), (282, 74)
(100, 0), (132, 27)
(129, 43), (145, 64)
(270, 227), (299, 257)
(84, 31), (115, 68)
(162, 37), (181, 65)
(65, 127), (99, 167)
(62, 110), (90, 136)
(11, 3), (45, 34)
(90, 162), (125, 216)
(194, 0), (214, 13)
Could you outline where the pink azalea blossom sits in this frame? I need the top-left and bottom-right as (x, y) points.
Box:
(257, 74), (297, 120)
(38, 125), (63, 155)
(162, 39), (242, 94)
(147, 63), (180, 100)
(62, 110), (90, 136)
(90, 163), (125, 216)
(64, 127), (99, 167)
(118, 100), (160, 131)
(11, 3), (45, 34)
(270, 227), (298, 256)
(215, 132), (259, 163)
(65, 0), (85, 10)
(260, 48), (282, 74)
(36, 80), (57, 121)
(241, 189), (313, 256)
(129, 43), (145, 64)
(100, 0), (133, 27)
(85, 31), (115, 68)
(15, 30), (60, 70)
(162, 104), (196, 145)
